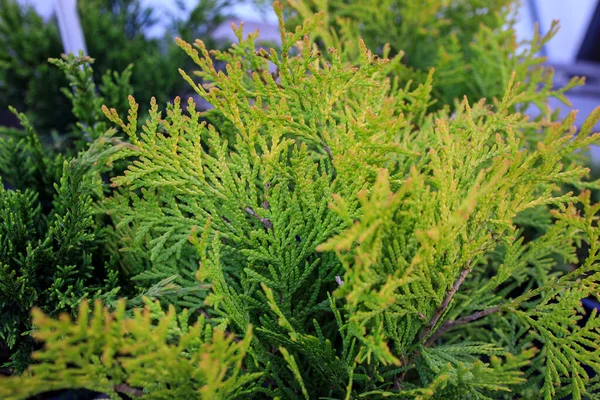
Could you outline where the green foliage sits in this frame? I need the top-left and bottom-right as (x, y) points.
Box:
(0, 299), (260, 400)
(3, 1), (600, 399)
(0, 135), (121, 372)
(0, 54), (129, 372)
(282, 0), (574, 112)
(77, 0), (173, 111)
(0, 0), (71, 131)
(0, 0), (231, 134)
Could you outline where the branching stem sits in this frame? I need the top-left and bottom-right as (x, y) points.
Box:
(425, 305), (501, 346)
(419, 261), (471, 343)
(244, 206), (273, 230)
(114, 383), (144, 397)
(396, 261), (473, 387)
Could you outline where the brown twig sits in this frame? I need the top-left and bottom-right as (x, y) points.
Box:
(244, 206), (273, 230)
(114, 383), (144, 397)
(395, 262), (472, 387)
(425, 305), (501, 347)
(323, 144), (334, 162)
(393, 374), (400, 390)
(419, 261), (471, 343)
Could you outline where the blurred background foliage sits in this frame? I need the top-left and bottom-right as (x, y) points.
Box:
(280, 0), (520, 110)
(0, 0), (232, 136)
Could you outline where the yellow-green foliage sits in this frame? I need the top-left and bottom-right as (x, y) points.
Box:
(282, 0), (575, 111)
(0, 299), (260, 400)
(3, 1), (600, 399)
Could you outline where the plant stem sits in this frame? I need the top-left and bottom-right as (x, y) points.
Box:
(114, 383), (144, 397)
(244, 206), (273, 230)
(396, 261), (472, 387)
(419, 261), (471, 343)
(425, 305), (501, 346)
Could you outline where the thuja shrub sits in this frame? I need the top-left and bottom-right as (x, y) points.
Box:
(0, 54), (130, 372)
(3, 1), (600, 399)
(282, 0), (552, 109)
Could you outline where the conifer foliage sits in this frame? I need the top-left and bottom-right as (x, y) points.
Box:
(0, 299), (260, 399)
(0, 54), (128, 372)
(2, 1), (600, 399)
(282, 0), (567, 110)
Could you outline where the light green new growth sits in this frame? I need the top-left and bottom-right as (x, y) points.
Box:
(3, 1), (600, 398)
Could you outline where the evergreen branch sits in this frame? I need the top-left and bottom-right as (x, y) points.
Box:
(0, 300), (261, 399)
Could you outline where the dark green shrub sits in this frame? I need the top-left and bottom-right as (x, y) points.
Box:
(0, 0), (72, 131)
(0, 54), (129, 372)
